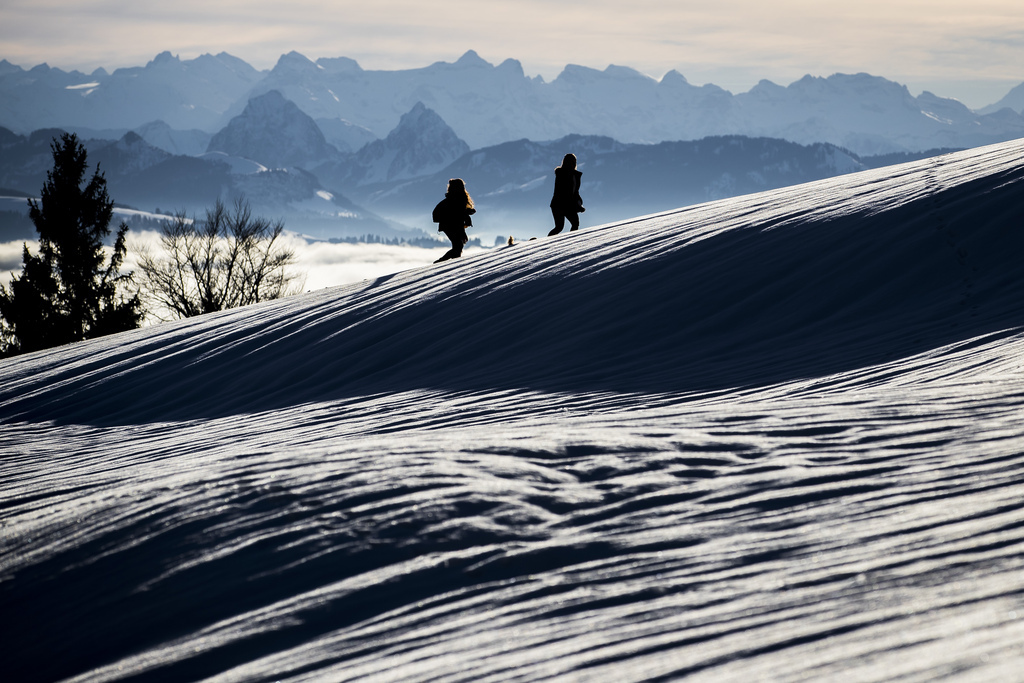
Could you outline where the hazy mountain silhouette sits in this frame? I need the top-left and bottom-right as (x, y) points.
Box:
(207, 90), (342, 169)
(313, 102), (470, 191)
(0, 117), (967, 240)
(3, 51), (1023, 154)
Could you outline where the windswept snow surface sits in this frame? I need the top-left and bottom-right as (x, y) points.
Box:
(3, 140), (1024, 681)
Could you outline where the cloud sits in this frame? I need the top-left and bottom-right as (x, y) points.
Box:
(123, 231), (477, 300)
(1, 231), (477, 326)
(0, 234), (461, 321)
(276, 233), (484, 292)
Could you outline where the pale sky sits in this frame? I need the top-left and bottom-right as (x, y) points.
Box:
(2, 0), (1023, 109)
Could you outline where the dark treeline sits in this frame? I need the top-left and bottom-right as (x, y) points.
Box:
(328, 234), (483, 249)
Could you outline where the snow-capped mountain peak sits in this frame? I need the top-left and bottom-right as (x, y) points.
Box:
(206, 89), (339, 169)
(271, 50), (321, 74)
(88, 131), (171, 175)
(979, 80), (1024, 115)
(146, 51), (181, 68)
(453, 49), (490, 68)
(350, 102), (470, 184)
(314, 56), (362, 74)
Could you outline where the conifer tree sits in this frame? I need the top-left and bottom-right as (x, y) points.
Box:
(0, 133), (143, 356)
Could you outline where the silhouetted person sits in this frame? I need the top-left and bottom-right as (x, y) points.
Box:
(548, 153), (585, 236)
(432, 178), (476, 263)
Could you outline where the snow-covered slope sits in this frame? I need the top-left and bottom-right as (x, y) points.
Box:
(134, 120), (212, 157)
(3, 139), (1024, 681)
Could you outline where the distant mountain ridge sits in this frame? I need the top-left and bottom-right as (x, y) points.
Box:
(979, 82), (1024, 116)
(207, 90), (340, 169)
(1, 110), (926, 243)
(0, 70), (1007, 242)
(345, 133), (874, 232)
(2, 51), (1023, 155)
(316, 102), (470, 188)
(0, 52), (261, 133)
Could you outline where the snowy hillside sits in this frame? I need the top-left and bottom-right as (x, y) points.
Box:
(3, 139), (1024, 681)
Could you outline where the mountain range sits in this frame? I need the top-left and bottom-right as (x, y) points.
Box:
(3, 50), (1020, 241)
(0, 125), (400, 242)
(3, 50), (1024, 156)
(0, 102), (939, 243)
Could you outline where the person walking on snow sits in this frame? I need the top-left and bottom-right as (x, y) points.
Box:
(548, 153), (585, 236)
(432, 178), (476, 263)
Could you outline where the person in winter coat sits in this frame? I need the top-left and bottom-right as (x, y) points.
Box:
(432, 178), (476, 263)
(548, 153), (585, 236)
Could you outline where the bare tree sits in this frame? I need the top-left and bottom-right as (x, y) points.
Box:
(134, 198), (302, 320)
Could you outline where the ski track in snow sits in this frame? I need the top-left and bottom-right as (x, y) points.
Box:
(3, 140), (1024, 681)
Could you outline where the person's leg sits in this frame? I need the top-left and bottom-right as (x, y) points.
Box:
(451, 227), (467, 258)
(567, 211), (580, 231)
(548, 208), (566, 236)
(435, 229), (465, 262)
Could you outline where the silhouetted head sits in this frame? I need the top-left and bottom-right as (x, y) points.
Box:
(561, 153), (577, 170)
(446, 178), (474, 209)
